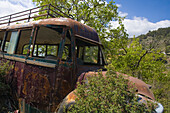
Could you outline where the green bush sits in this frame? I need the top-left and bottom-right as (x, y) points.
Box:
(66, 70), (154, 113)
(0, 61), (17, 112)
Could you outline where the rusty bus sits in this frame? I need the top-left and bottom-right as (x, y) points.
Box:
(0, 4), (163, 113)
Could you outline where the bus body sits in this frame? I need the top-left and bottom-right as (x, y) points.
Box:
(0, 17), (106, 111)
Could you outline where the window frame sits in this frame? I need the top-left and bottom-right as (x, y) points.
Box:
(76, 36), (106, 66)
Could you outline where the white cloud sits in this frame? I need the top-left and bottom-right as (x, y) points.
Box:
(116, 4), (128, 17)
(0, 0), (35, 17)
(116, 4), (122, 8)
(119, 11), (128, 17)
(110, 17), (170, 37)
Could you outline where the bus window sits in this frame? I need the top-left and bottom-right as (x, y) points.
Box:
(32, 26), (62, 60)
(76, 38), (99, 65)
(17, 29), (32, 55)
(3, 32), (12, 52)
(7, 31), (19, 54)
(84, 46), (98, 64)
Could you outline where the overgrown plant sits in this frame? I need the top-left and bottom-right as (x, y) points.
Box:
(66, 70), (154, 113)
(0, 61), (17, 112)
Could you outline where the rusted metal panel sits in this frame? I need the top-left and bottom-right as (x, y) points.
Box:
(22, 62), (74, 111)
(0, 18), (99, 43)
(0, 56), (75, 112)
(115, 72), (155, 100)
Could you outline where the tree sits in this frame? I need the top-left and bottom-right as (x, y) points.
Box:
(32, 0), (123, 40)
(107, 37), (169, 112)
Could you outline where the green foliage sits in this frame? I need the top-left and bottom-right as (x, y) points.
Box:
(32, 0), (121, 40)
(0, 61), (13, 112)
(108, 38), (166, 80)
(152, 70), (170, 112)
(135, 28), (170, 112)
(67, 71), (154, 113)
(107, 35), (169, 112)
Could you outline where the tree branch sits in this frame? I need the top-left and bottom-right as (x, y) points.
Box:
(135, 51), (148, 68)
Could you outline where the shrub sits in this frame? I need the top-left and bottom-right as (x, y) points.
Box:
(0, 61), (17, 112)
(67, 70), (154, 113)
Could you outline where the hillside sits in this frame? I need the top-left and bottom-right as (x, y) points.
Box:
(136, 27), (170, 54)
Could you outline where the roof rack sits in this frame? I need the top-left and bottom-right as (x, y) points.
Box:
(0, 4), (73, 26)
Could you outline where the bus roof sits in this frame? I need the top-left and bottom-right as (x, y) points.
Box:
(0, 18), (100, 43)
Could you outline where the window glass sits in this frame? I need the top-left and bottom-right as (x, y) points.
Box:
(7, 31), (19, 54)
(4, 32), (12, 52)
(84, 46), (98, 64)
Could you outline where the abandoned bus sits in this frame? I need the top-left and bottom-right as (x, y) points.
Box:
(0, 4), (106, 112)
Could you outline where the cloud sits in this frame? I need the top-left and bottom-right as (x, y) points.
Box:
(116, 4), (128, 17)
(119, 11), (128, 17)
(110, 17), (170, 37)
(0, 0), (35, 17)
(116, 4), (122, 8)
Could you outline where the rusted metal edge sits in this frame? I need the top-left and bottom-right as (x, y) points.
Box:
(26, 59), (56, 68)
(0, 54), (56, 68)
(3, 55), (26, 63)
(75, 34), (102, 45)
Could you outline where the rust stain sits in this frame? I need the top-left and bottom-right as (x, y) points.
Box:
(66, 91), (77, 103)
(22, 72), (50, 101)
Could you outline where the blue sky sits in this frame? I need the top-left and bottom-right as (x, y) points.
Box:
(0, 0), (170, 37)
(109, 0), (170, 23)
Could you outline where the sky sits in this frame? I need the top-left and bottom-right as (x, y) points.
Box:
(0, 0), (170, 37)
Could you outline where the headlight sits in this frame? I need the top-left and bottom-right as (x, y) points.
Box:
(155, 102), (163, 113)
(137, 94), (163, 113)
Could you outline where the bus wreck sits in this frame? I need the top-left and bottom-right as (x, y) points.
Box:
(0, 4), (163, 113)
